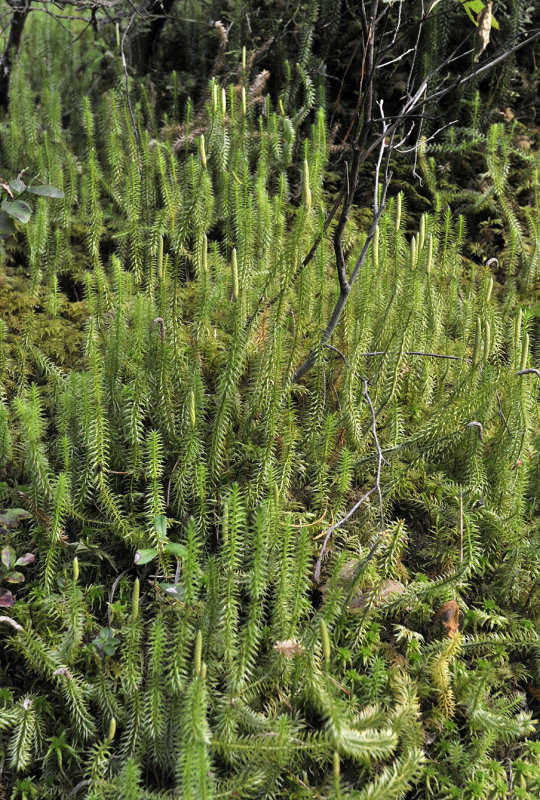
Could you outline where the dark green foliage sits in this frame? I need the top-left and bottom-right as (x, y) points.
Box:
(0, 6), (540, 800)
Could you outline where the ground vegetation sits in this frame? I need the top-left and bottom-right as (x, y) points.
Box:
(0, 2), (540, 798)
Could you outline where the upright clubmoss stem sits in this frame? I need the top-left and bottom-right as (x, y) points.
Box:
(419, 213), (426, 251)
(232, 248), (239, 300)
(410, 235), (417, 269)
(426, 234), (433, 273)
(200, 135), (207, 169)
(107, 717), (116, 742)
(373, 225), (379, 271)
(320, 618), (331, 667)
(395, 192), (402, 232)
(189, 390), (196, 427)
(202, 234), (208, 274)
(485, 276), (493, 303)
(156, 235), (163, 281)
(333, 750), (340, 782)
(303, 159), (311, 214)
(520, 333), (530, 372)
(483, 320), (491, 361)
(132, 578), (140, 621)
(194, 629), (202, 676)
(472, 317), (482, 367)
(514, 309), (522, 366)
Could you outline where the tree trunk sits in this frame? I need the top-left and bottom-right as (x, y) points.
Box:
(134, 0), (177, 72)
(0, 0), (32, 110)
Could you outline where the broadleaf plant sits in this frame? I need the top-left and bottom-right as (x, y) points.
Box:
(0, 171), (64, 237)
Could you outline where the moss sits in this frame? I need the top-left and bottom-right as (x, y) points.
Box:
(0, 264), (87, 396)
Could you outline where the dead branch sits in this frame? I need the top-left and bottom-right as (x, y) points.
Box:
(313, 344), (387, 582)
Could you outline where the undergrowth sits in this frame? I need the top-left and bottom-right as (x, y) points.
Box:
(1, 11), (540, 800)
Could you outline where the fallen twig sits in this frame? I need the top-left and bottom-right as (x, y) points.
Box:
(314, 364), (387, 582)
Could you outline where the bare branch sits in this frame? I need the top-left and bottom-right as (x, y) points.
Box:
(354, 350), (472, 364)
(314, 375), (386, 583)
(496, 390), (510, 436)
(377, 47), (415, 70)
(465, 421), (484, 442)
(313, 344), (388, 582)
(394, 120), (457, 154)
(120, 3), (144, 160)
(516, 369), (540, 379)
(293, 135), (392, 384)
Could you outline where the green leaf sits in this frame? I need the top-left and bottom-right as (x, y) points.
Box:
(157, 582), (185, 600)
(27, 184), (65, 198)
(462, 0), (485, 22)
(2, 546), (15, 569)
(134, 547), (158, 565)
(0, 211), (16, 234)
(93, 627), (120, 657)
(5, 571), (25, 584)
(154, 514), (168, 542)
(2, 199), (32, 223)
(9, 178), (26, 194)
(165, 542), (188, 558)
(461, 0), (499, 28)
(15, 553), (34, 567)
(0, 509), (32, 529)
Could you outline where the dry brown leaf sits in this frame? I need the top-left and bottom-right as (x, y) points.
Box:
(474, 1), (493, 63)
(320, 561), (406, 612)
(527, 684), (540, 704)
(273, 638), (304, 658)
(434, 600), (460, 638)
(0, 180), (13, 197)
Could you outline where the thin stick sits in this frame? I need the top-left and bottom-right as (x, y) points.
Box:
(314, 488), (374, 583)
(120, 5), (142, 161)
(356, 350), (472, 363)
(287, 507), (329, 529)
(516, 368), (540, 378)
(108, 567), (131, 626)
(496, 390), (510, 435)
(459, 489), (463, 565)
(314, 374), (386, 582)
(166, 457), (180, 508)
